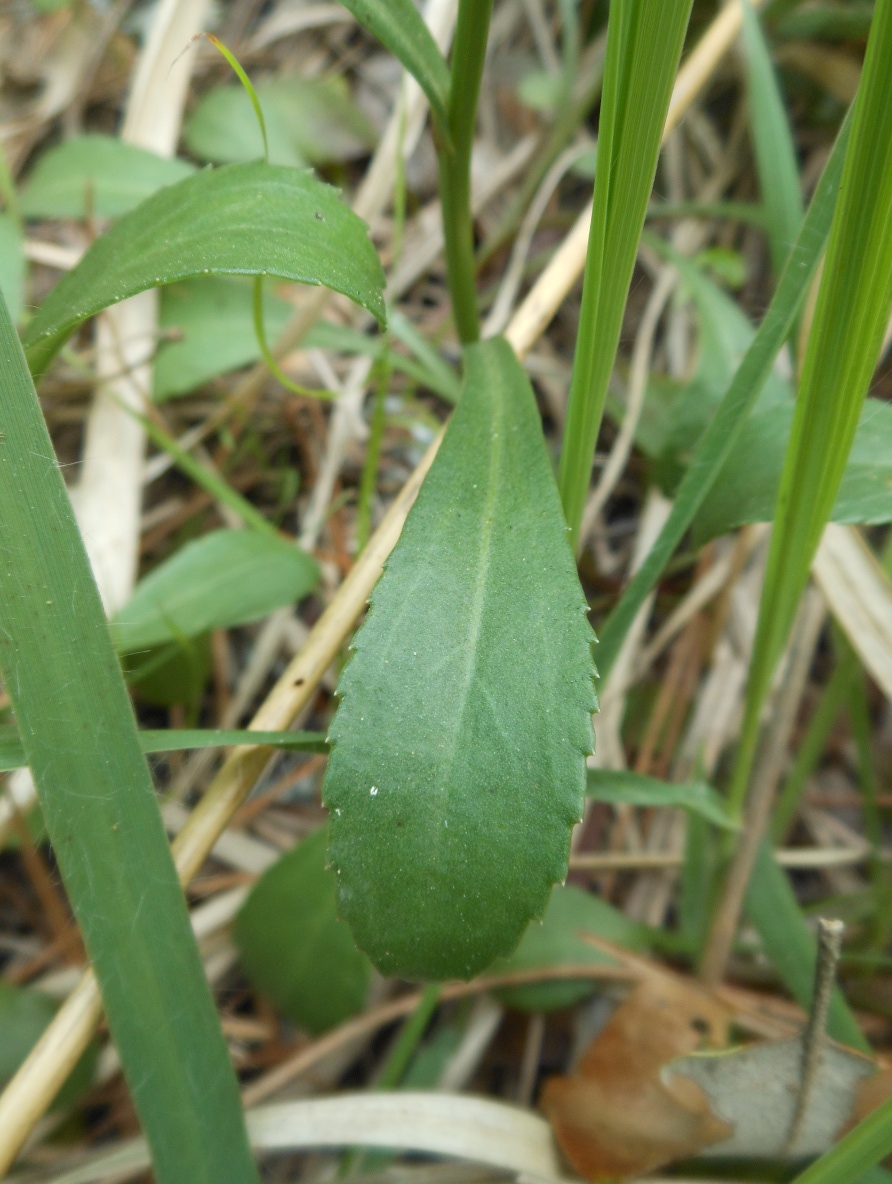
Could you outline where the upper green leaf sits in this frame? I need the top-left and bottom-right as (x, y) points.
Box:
(337, 0), (451, 136)
(324, 336), (597, 981)
(110, 529), (319, 653)
(19, 134), (195, 219)
(22, 161), (386, 375)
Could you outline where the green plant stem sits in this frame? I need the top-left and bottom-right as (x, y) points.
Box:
(376, 984), (442, 1090)
(437, 0), (493, 344)
(252, 276), (336, 400)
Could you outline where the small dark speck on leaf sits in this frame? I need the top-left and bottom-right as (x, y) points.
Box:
(314, 211), (324, 221)
(294, 677), (305, 686)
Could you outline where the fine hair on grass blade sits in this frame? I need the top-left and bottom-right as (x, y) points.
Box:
(557, 0), (694, 548)
(596, 104), (852, 680)
(0, 289), (258, 1181)
(702, 0), (892, 984)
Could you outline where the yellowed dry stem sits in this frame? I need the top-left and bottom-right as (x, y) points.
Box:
(0, 1), (763, 1172)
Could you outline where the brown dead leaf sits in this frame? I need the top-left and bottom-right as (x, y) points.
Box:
(541, 974), (734, 1180)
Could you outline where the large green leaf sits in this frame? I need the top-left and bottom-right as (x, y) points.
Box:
(183, 78), (374, 168)
(22, 161), (386, 375)
(324, 337), (597, 981)
(336, 0), (451, 135)
(110, 529), (319, 653)
(19, 134), (195, 220)
(0, 291), (258, 1182)
(694, 398), (892, 541)
(234, 826), (371, 1034)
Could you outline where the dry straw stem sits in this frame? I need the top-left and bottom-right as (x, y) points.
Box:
(0, 0), (761, 1167)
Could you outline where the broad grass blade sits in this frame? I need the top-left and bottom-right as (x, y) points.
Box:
(324, 337), (597, 980)
(23, 162), (386, 375)
(0, 292), (258, 1182)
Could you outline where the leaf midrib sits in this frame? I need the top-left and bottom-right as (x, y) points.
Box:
(436, 379), (505, 823)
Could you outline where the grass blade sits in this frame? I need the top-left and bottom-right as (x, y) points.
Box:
(0, 293), (257, 1181)
(324, 337), (596, 980)
(336, 0), (451, 136)
(0, 727), (327, 772)
(741, 0), (803, 279)
(790, 1096), (892, 1184)
(597, 104), (852, 679)
(23, 162), (386, 375)
(557, 0), (693, 547)
(728, 0), (892, 820)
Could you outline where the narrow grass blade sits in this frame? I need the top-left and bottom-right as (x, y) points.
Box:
(729, 0), (892, 819)
(789, 1093), (892, 1184)
(23, 162), (386, 375)
(746, 843), (866, 1051)
(336, 0), (451, 136)
(0, 727), (327, 772)
(597, 105), (852, 679)
(741, 0), (803, 279)
(0, 293), (258, 1182)
(324, 337), (597, 980)
(557, 0), (693, 547)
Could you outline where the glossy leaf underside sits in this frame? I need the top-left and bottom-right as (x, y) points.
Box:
(324, 336), (597, 981)
(22, 161), (386, 375)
